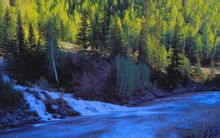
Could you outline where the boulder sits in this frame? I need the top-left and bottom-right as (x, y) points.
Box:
(45, 97), (80, 117)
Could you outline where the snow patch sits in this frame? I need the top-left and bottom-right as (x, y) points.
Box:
(23, 93), (52, 121)
(46, 91), (62, 99)
(2, 74), (10, 84)
(62, 94), (128, 115)
(14, 85), (28, 91)
(4, 73), (129, 118)
(13, 82), (129, 118)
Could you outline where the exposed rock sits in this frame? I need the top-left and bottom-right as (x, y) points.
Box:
(0, 98), (39, 129)
(45, 97), (80, 117)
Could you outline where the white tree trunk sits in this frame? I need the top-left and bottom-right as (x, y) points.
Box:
(50, 36), (60, 84)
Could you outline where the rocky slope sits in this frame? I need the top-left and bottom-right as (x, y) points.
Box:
(0, 75), (128, 129)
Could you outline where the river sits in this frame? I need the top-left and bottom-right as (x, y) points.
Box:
(0, 91), (220, 138)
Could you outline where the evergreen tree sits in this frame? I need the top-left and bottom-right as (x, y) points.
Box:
(0, 22), (4, 55)
(0, 0), (219, 81)
(137, 22), (147, 64)
(0, 1), (5, 55)
(90, 12), (101, 51)
(137, 0), (152, 64)
(77, 10), (90, 49)
(107, 16), (125, 58)
(100, 3), (112, 52)
(28, 22), (37, 51)
(2, 7), (11, 54)
(60, 19), (65, 42)
(168, 24), (184, 73)
(16, 12), (25, 56)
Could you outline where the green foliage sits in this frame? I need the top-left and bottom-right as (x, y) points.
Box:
(0, 0), (219, 85)
(122, 7), (141, 50)
(208, 59), (216, 81)
(28, 22), (37, 50)
(107, 16), (125, 58)
(195, 59), (206, 82)
(137, 21), (147, 64)
(113, 56), (150, 97)
(178, 53), (192, 76)
(2, 7), (11, 53)
(0, 0), (219, 63)
(77, 10), (90, 49)
(16, 12), (24, 55)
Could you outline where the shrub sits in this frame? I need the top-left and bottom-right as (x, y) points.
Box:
(0, 75), (22, 108)
(178, 53), (192, 76)
(56, 53), (107, 85)
(195, 59), (207, 82)
(73, 56), (112, 99)
(37, 77), (50, 89)
(113, 56), (150, 97)
(178, 123), (218, 138)
(75, 72), (104, 97)
(136, 63), (150, 91)
(55, 53), (112, 100)
(5, 49), (48, 80)
(208, 59), (216, 81)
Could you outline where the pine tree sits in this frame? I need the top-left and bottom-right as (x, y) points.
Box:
(77, 10), (90, 49)
(0, 1), (4, 54)
(137, 0), (151, 64)
(168, 24), (184, 73)
(107, 16), (125, 58)
(60, 19), (65, 42)
(91, 12), (101, 51)
(2, 7), (11, 54)
(137, 22), (147, 64)
(100, 3), (112, 52)
(28, 22), (37, 51)
(0, 22), (4, 55)
(17, 12), (25, 56)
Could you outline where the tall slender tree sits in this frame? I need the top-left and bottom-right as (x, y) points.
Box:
(91, 12), (101, 51)
(107, 16), (125, 58)
(16, 12), (25, 56)
(60, 19), (65, 42)
(137, 0), (152, 63)
(77, 10), (90, 49)
(137, 22), (147, 64)
(28, 22), (37, 51)
(45, 17), (60, 84)
(2, 7), (11, 54)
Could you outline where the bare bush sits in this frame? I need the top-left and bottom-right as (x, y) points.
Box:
(178, 123), (219, 138)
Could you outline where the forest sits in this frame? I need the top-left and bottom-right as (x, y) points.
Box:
(0, 0), (220, 99)
(1, 0), (220, 137)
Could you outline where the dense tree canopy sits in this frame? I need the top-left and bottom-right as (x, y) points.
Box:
(0, 0), (219, 73)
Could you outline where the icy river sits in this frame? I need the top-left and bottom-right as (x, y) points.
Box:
(0, 88), (220, 138)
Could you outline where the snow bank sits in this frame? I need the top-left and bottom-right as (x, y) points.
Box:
(23, 93), (53, 121)
(8, 75), (128, 120)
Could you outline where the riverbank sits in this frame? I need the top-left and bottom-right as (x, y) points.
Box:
(1, 91), (220, 138)
(1, 76), (219, 130)
(1, 64), (220, 130)
(0, 78), (127, 130)
(124, 85), (220, 106)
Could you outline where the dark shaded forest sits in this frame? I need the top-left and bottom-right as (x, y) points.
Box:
(0, 0), (220, 99)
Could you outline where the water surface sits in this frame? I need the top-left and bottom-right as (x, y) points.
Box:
(1, 92), (220, 138)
